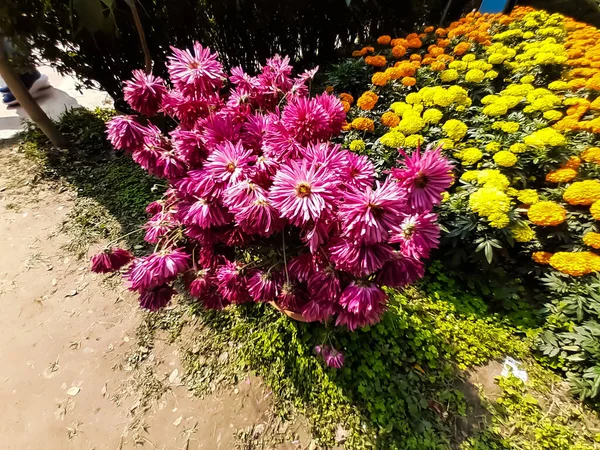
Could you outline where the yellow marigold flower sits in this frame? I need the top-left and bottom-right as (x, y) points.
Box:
(440, 69), (458, 82)
(461, 170), (479, 183)
(527, 201), (567, 226)
(441, 191), (450, 202)
(532, 251), (553, 265)
(524, 128), (566, 148)
(563, 156), (581, 170)
(442, 119), (468, 141)
(405, 92), (422, 105)
(591, 201), (600, 220)
(492, 121), (519, 133)
(402, 76), (417, 87)
(365, 55), (387, 67)
(356, 91), (378, 111)
(543, 110), (562, 121)
(404, 134), (425, 147)
(583, 232), (600, 249)
(349, 139), (366, 152)
(377, 35), (391, 45)
(462, 54), (476, 63)
(487, 53), (506, 65)
(517, 189), (539, 205)
(339, 93), (354, 105)
(350, 117), (375, 132)
(545, 168), (577, 183)
(448, 60), (467, 71)
(511, 223), (535, 242)
(483, 103), (508, 116)
(422, 108), (443, 125)
(465, 69), (485, 83)
(381, 111), (400, 128)
(493, 151), (517, 167)
(486, 142), (501, 153)
(509, 143), (527, 154)
(392, 45), (407, 59)
(581, 147), (600, 164)
(437, 138), (454, 150)
(460, 148), (483, 165)
(432, 90), (453, 107)
(563, 180), (600, 206)
(548, 80), (568, 91)
(549, 252), (597, 276)
(379, 132), (405, 148)
(372, 72), (389, 86)
(489, 213), (511, 229)
(469, 187), (511, 219)
(485, 70), (499, 79)
(390, 102), (412, 116)
(520, 75), (535, 84)
(395, 115), (425, 135)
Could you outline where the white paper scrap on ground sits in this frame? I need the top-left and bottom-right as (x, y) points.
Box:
(501, 356), (528, 382)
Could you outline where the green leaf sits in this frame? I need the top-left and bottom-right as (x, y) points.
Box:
(73, 0), (106, 33)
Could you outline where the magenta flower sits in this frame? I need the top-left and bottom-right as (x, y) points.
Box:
(315, 345), (344, 368)
(302, 219), (333, 254)
(288, 253), (316, 282)
(146, 200), (164, 216)
(125, 249), (190, 292)
(124, 69), (167, 117)
(171, 127), (207, 168)
(300, 143), (348, 173)
(389, 212), (440, 259)
(270, 159), (338, 226)
(139, 285), (177, 311)
(342, 153), (375, 191)
(236, 199), (282, 237)
(262, 121), (304, 161)
(167, 42), (225, 96)
(329, 239), (394, 276)
(198, 113), (242, 149)
(223, 180), (268, 214)
(106, 115), (148, 152)
(281, 97), (329, 144)
(189, 269), (213, 298)
(216, 260), (251, 304)
(276, 281), (307, 311)
(177, 168), (225, 199)
(205, 141), (255, 185)
(307, 267), (341, 300)
(253, 155), (280, 185)
(90, 248), (133, 273)
(242, 113), (272, 151)
(178, 196), (230, 229)
(218, 225), (253, 247)
(376, 252), (425, 288)
(161, 90), (221, 127)
(336, 282), (387, 330)
(392, 145), (453, 213)
(144, 212), (176, 244)
(302, 299), (336, 322)
(201, 290), (230, 310)
(339, 178), (406, 245)
(247, 270), (279, 302)
(314, 93), (346, 139)
(229, 66), (261, 93)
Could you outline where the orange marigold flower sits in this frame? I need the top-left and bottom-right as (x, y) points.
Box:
(407, 38), (422, 49)
(339, 93), (354, 105)
(549, 252), (596, 276)
(372, 72), (389, 86)
(406, 33), (419, 40)
(532, 251), (553, 265)
(325, 85), (334, 93)
(377, 35), (391, 45)
(392, 45), (407, 59)
(563, 180), (600, 206)
(365, 55), (387, 67)
(364, 46), (375, 53)
(453, 42), (471, 56)
(384, 67), (404, 80)
(430, 61), (446, 71)
(341, 101), (351, 113)
(586, 76), (600, 91)
(591, 200), (600, 220)
(430, 47), (444, 57)
(563, 156), (582, 170)
(390, 38), (407, 47)
(527, 201), (567, 226)
(402, 76), (417, 87)
(356, 91), (378, 110)
(581, 147), (600, 164)
(568, 78), (587, 89)
(352, 50), (364, 58)
(381, 111), (400, 127)
(341, 121), (351, 131)
(350, 117), (375, 132)
(545, 168), (577, 183)
(424, 26), (435, 33)
(437, 39), (451, 48)
(422, 56), (434, 65)
(435, 28), (447, 37)
(409, 54), (422, 62)
(583, 232), (600, 249)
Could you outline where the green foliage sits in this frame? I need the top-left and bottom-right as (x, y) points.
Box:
(324, 59), (372, 97)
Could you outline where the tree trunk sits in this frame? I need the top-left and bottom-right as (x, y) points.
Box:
(0, 38), (68, 148)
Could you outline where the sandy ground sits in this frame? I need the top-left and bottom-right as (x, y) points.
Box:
(0, 143), (308, 449)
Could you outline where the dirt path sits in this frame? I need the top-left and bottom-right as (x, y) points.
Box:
(0, 143), (307, 449)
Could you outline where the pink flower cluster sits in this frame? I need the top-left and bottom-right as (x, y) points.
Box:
(98, 42), (453, 329)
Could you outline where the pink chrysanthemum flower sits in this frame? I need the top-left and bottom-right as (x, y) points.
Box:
(161, 90), (221, 127)
(178, 196), (230, 229)
(307, 267), (341, 300)
(204, 141), (255, 185)
(247, 270), (279, 302)
(343, 153), (375, 191)
(300, 143), (348, 173)
(90, 248), (133, 273)
(223, 180), (268, 214)
(144, 212), (176, 244)
(336, 282), (387, 330)
(270, 159), (338, 226)
(315, 345), (344, 368)
(217, 225), (253, 247)
(201, 290), (230, 310)
(229, 66), (261, 93)
(242, 113), (272, 151)
(177, 169), (225, 199)
(277, 281), (308, 312)
(139, 285), (177, 311)
(253, 155), (280, 185)
(339, 178), (406, 245)
(189, 269), (213, 298)
(314, 93), (346, 139)
(198, 113), (242, 149)
(389, 212), (440, 259)
(302, 299), (336, 322)
(303, 219), (333, 254)
(392, 145), (453, 213)
(171, 127), (207, 168)
(126, 249), (190, 292)
(146, 200), (164, 216)
(167, 42), (225, 96)
(124, 69), (167, 117)
(329, 239), (394, 276)
(262, 121), (304, 161)
(262, 54), (293, 90)
(216, 260), (251, 304)
(106, 115), (148, 152)
(288, 253), (315, 282)
(236, 198), (282, 237)
(376, 251), (425, 288)
(281, 97), (329, 144)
